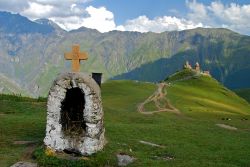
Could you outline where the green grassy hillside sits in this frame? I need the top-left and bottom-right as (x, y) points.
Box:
(0, 78), (250, 167)
(234, 88), (250, 103)
(0, 74), (28, 96)
(166, 69), (250, 116)
(2, 15), (250, 97)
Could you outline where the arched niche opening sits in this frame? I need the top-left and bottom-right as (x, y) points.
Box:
(44, 73), (105, 155)
(60, 87), (86, 136)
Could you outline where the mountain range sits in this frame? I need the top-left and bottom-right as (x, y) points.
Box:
(0, 11), (250, 97)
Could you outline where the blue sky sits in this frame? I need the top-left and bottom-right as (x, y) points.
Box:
(89, 0), (249, 24)
(89, 0), (188, 24)
(0, 0), (250, 34)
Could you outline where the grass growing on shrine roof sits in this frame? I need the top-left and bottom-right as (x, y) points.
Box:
(1, 78), (250, 167)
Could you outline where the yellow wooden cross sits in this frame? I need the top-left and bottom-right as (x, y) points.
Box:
(64, 45), (88, 72)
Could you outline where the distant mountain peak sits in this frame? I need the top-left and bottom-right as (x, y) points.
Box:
(0, 11), (54, 34)
(35, 18), (64, 32)
(35, 18), (54, 25)
(182, 27), (240, 36)
(0, 10), (249, 97)
(70, 26), (100, 33)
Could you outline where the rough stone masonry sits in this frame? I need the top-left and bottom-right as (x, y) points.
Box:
(44, 72), (105, 155)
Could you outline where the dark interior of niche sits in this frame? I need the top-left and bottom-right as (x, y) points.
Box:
(60, 87), (86, 136)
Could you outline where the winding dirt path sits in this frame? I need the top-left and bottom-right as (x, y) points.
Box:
(137, 83), (180, 115)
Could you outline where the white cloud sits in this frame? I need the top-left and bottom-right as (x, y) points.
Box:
(81, 6), (116, 32)
(0, 0), (29, 11)
(118, 15), (203, 33)
(0, 0), (208, 33)
(186, 0), (250, 34)
(22, 2), (53, 18)
(186, 0), (210, 24)
(120, 1), (250, 34)
(49, 6), (117, 32)
(0, 0), (116, 32)
(19, 0), (89, 19)
(1, 0), (250, 34)
(211, 2), (250, 25)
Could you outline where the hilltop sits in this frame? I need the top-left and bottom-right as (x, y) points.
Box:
(0, 12), (250, 96)
(1, 70), (250, 166)
(165, 69), (250, 116)
(138, 67), (250, 117)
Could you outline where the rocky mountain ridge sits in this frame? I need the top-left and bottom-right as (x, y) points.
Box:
(0, 11), (250, 96)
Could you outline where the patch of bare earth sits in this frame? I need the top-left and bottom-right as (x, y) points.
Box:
(216, 124), (238, 130)
(137, 83), (180, 115)
(13, 141), (38, 160)
(139, 140), (166, 148)
(10, 161), (37, 167)
(0, 112), (6, 116)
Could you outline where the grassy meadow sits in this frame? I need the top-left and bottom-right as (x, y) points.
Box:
(0, 76), (250, 166)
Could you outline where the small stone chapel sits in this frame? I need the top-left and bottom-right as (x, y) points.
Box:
(44, 45), (105, 155)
